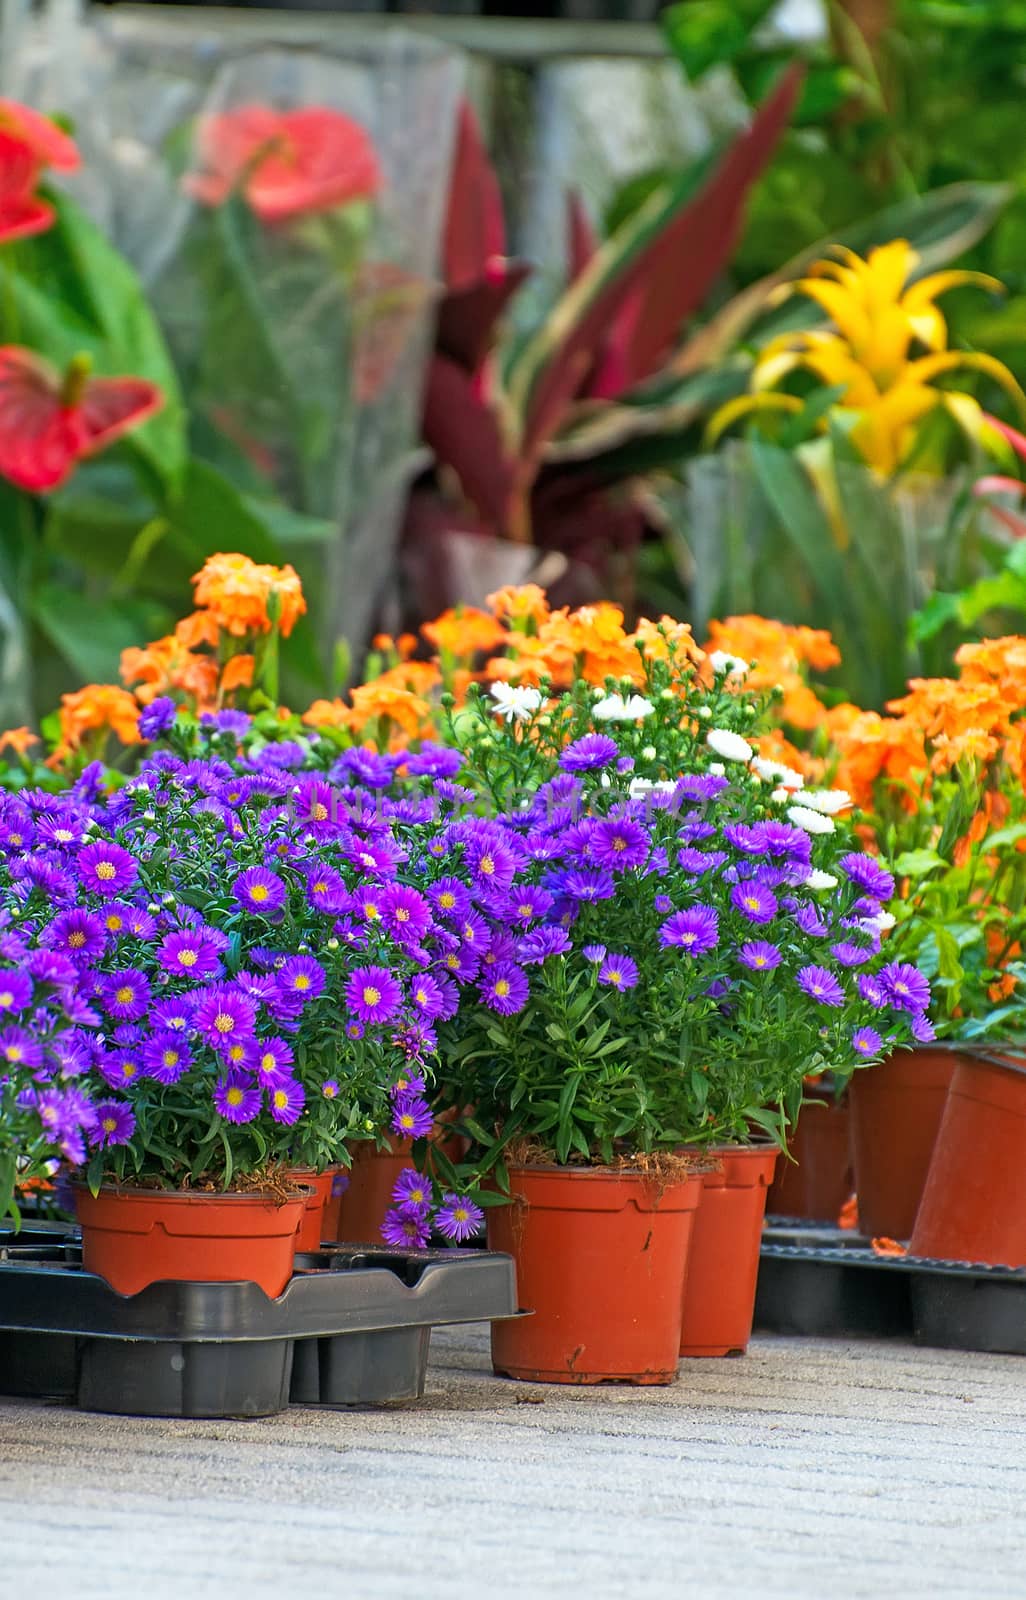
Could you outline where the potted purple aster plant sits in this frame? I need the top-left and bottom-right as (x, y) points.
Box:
(0, 741), (499, 1295)
(394, 651), (932, 1383)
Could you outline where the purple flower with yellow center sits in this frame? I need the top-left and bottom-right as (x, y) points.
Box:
(268, 1077), (306, 1126)
(101, 969), (151, 1023)
(660, 906), (719, 956)
(278, 955), (326, 1007)
(796, 965), (845, 1007)
(410, 973), (445, 1020)
(91, 1100), (136, 1148)
(0, 1024), (41, 1069)
(438, 944), (481, 982)
(653, 895), (672, 915)
(143, 1032), (192, 1086)
(78, 840), (137, 897)
(599, 953), (638, 990)
(137, 696), (177, 739)
(479, 962), (529, 1016)
(304, 865), (350, 915)
(509, 886), (554, 926)
(391, 1092), (434, 1140)
(561, 867), (616, 903)
(0, 970), (31, 1014)
(100, 902), (141, 939)
(250, 1036), (294, 1087)
(213, 1070), (262, 1125)
(346, 965), (403, 1025)
(151, 994), (197, 1034)
(559, 733), (618, 773)
(345, 1019), (364, 1041)
(322, 1078), (339, 1099)
(96, 1049), (143, 1090)
(459, 909), (491, 951)
(831, 940), (873, 968)
(738, 940), (781, 972)
(429, 877), (471, 922)
(730, 881), (777, 925)
(195, 985), (257, 1053)
(852, 1025), (883, 1058)
(466, 839), (518, 894)
(233, 866), (286, 916)
(878, 961), (930, 1014)
(44, 908), (107, 965)
(518, 926), (572, 965)
(436, 1193), (485, 1242)
(760, 821), (811, 862)
(382, 1204), (431, 1249)
(294, 777), (338, 831)
(840, 853), (895, 902)
(353, 885), (385, 924)
(392, 1068), (427, 1096)
(392, 1168), (434, 1208)
(157, 928), (224, 982)
(591, 817), (649, 872)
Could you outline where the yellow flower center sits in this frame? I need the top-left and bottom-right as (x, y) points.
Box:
(446, 953), (459, 969)
(399, 1114), (414, 1131)
(261, 1053), (276, 1073)
(364, 903), (380, 920)
(122, 1063), (138, 1080)
(178, 949), (198, 968)
(228, 1044), (245, 1063)
(96, 862), (117, 881)
(743, 896), (760, 912)
(293, 974), (310, 991)
(226, 1086), (244, 1107)
(106, 915), (123, 932)
(395, 907), (410, 922)
(68, 931), (86, 949)
(362, 986), (381, 1007)
(0, 992), (13, 1008)
(612, 838), (626, 852)
(9, 834), (21, 846)
(55, 829), (73, 843)
(607, 971), (623, 986)
(162, 1050), (179, 1069)
(439, 892), (455, 909)
(101, 1117), (117, 1134)
(214, 1011), (235, 1034)
(249, 883), (269, 903)
(415, 988), (427, 1004)
(754, 956), (767, 968)
(6, 1045), (22, 1062)
(479, 856), (495, 876)
(115, 986), (133, 1006)
(313, 880), (328, 894)
(453, 1206), (469, 1223)
(494, 980), (511, 998)
(273, 1090), (287, 1110)
(312, 802), (328, 821)
(518, 904), (532, 917)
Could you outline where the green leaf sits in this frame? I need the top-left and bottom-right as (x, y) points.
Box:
(662, 0), (777, 81)
(32, 582), (171, 686)
(932, 923), (964, 1011)
(894, 848), (945, 877)
(910, 590), (962, 644)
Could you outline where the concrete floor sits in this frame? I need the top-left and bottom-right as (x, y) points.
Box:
(3, 1326), (1025, 1599)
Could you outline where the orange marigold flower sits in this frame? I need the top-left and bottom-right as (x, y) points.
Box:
(220, 654), (254, 692)
(302, 698), (353, 731)
(486, 583), (550, 627)
(175, 609), (221, 650)
(192, 552), (306, 638)
(50, 683), (141, 764)
(422, 606), (507, 659)
(0, 725), (37, 756)
(348, 681), (432, 739)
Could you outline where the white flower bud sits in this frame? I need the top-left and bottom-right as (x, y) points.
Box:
(787, 804), (836, 835)
(706, 728), (753, 763)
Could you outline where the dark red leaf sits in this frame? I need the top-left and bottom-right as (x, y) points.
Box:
(442, 102), (506, 292)
(435, 261), (531, 374)
(567, 191), (597, 281)
(421, 355), (515, 532)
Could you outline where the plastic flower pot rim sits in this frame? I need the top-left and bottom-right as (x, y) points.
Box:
(72, 1180), (315, 1205)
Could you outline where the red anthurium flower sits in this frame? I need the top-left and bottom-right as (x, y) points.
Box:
(185, 105), (380, 223)
(0, 347), (163, 492)
(0, 101), (80, 245)
(0, 100), (80, 172)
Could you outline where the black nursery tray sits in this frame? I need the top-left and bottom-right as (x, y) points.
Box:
(0, 1227), (520, 1418)
(756, 1221), (1026, 1356)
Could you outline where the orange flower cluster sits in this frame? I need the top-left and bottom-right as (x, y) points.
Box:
(49, 685), (141, 766)
(704, 614), (840, 730)
(191, 552), (306, 639)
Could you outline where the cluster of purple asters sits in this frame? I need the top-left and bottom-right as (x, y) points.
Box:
(382, 1165), (484, 1248)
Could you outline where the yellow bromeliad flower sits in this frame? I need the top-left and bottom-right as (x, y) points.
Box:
(709, 240), (1026, 475)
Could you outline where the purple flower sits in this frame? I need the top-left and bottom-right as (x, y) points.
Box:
(101, 969), (151, 1023)
(137, 696), (177, 739)
(78, 840), (137, 897)
(830, 940), (873, 968)
(304, 865), (350, 916)
(561, 867), (616, 903)
(143, 1032), (192, 1085)
(380, 884), (432, 942)
(268, 1077), (306, 1126)
(322, 1078), (339, 1100)
(157, 927), (224, 981)
(559, 734), (619, 772)
(438, 944), (481, 982)
(911, 1012), (937, 1042)
(852, 1026), (883, 1058)
(233, 866), (286, 916)
(678, 847), (727, 875)
(724, 823), (769, 855)
(195, 986), (258, 1053)
(391, 1092), (434, 1140)
(97, 1048), (144, 1090)
(44, 908), (107, 964)
(791, 900), (829, 938)
(103, 902), (156, 940)
(466, 839), (518, 894)
(857, 973), (884, 1007)
(213, 1070), (262, 1124)
(150, 993), (197, 1033)
(840, 853), (895, 902)
(410, 973), (445, 1020)
(404, 742), (464, 780)
(479, 963), (529, 1016)
(391, 1168), (434, 1208)
(278, 955), (326, 1007)
(0, 1024), (41, 1069)
(738, 941), (781, 972)
(591, 817), (650, 872)
(679, 818), (717, 843)
(599, 954), (638, 990)
(250, 1036), (294, 1087)
(335, 747), (399, 789)
(518, 926), (572, 965)
(730, 881), (778, 925)
(678, 773), (729, 802)
(796, 965), (845, 1007)
(583, 943), (607, 963)
(429, 877), (472, 923)
(382, 1204), (432, 1249)
(878, 961), (931, 1014)
(660, 906), (719, 956)
(91, 1100), (136, 1148)
(0, 970), (31, 1014)
(347, 965), (403, 1025)
(435, 1193), (484, 1242)
(508, 886), (554, 926)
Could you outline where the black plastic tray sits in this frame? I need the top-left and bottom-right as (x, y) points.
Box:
(0, 1228), (520, 1417)
(756, 1223), (1026, 1355)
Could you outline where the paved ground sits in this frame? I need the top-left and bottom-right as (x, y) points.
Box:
(3, 1326), (1025, 1599)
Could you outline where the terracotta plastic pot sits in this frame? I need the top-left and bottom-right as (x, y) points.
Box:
(289, 1169), (337, 1252)
(849, 1048), (955, 1239)
(767, 1093), (853, 1222)
(488, 1163), (703, 1385)
(911, 1051), (1026, 1266)
(334, 1142), (417, 1244)
(73, 1186), (306, 1297)
(679, 1144), (779, 1357)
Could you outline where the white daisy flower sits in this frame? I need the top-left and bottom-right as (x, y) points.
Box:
(708, 651), (751, 681)
(799, 789), (853, 816)
(804, 869), (838, 891)
(706, 728), (753, 763)
(751, 756), (804, 790)
(787, 804), (836, 835)
(592, 692), (655, 722)
(489, 681), (543, 722)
